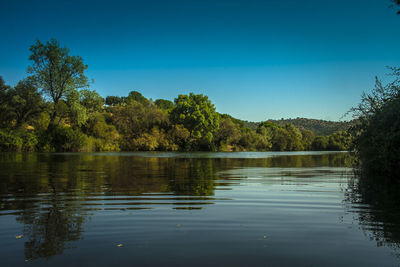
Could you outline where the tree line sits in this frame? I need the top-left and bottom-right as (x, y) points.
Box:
(0, 39), (351, 152)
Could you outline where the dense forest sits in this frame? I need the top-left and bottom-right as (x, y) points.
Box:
(0, 39), (352, 152)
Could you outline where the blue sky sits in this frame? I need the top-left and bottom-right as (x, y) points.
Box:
(1, 0), (399, 121)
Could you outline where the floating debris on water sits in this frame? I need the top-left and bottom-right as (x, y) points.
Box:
(176, 224), (182, 227)
(117, 244), (123, 247)
(263, 234), (267, 239)
(15, 235), (23, 239)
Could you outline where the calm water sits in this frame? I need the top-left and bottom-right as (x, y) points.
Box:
(1, 152), (399, 266)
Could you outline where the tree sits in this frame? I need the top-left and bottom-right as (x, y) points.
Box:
(327, 131), (351, 151)
(110, 101), (169, 150)
(170, 93), (220, 150)
(66, 90), (88, 127)
(284, 124), (304, 151)
(312, 136), (328, 151)
(301, 129), (315, 150)
(215, 118), (242, 150)
(154, 99), (174, 111)
(0, 77), (44, 128)
(80, 89), (104, 113)
(105, 96), (125, 106)
(28, 39), (89, 128)
(10, 78), (44, 127)
(257, 122), (289, 151)
(126, 91), (149, 106)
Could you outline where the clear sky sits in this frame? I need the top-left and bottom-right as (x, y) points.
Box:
(1, 0), (399, 122)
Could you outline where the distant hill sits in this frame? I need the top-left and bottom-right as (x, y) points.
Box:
(219, 114), (352, 136)
(219, 113), (259, 130)
(267, 118), (352, 136)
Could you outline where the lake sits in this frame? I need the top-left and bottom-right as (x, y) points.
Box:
(0, 151), (399, 266)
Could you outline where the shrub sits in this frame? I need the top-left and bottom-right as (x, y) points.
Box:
(0, 129), (23, 151)
(51, 126), (88, 152)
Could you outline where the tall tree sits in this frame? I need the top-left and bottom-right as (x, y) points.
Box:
(27, 39), (89, 128)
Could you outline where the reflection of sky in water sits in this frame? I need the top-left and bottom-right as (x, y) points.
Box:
(0, 152), (399, 266)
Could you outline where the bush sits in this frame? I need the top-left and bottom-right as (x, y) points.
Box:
(51, 126), (88, 152)
(351, 67), (400, 179)
(0, 129), (23, 151)
(355, 97), (400, 178)
(18, 129), (39, 151)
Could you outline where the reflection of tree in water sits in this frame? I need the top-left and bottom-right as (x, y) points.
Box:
(0, 152), (355, 261)
(0, 154), (90, 260)
(167, 158), (217, 196)
(0, 154), (221, 260)
(345, 174), (400, 253)
(18, 194), (86, 260)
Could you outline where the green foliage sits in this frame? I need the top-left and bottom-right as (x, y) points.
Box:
(351, 68), (400, 178)
(284, 124), (304, 151)
(10, 79), (44, 127)
(0, 76), (44, 128)
(309, 131), (350, 151)
(0, 129), (38, 152)
(111, 101), (169, 150)
(0, 129), (23, 151)
(105, 96), (126, 106)
(215, 118), (242, 151)
(301, 129), (315, 150)
(0, 77), (14, 127)
(167, 124), (190, 151)
(171, 93), (220, 150)
(66, 90), (88, 127)
(154, 99), (174, 111)
(17, 129), (39, 151)
(50, 126), (88, 152)
(257, 122), (293, 151)
(83, 112), (120, 151)
(312, 136), (329, 151)
(327, 131), (351, 151)
(105, 96), (125, 106)
(132, 127), (177, 151)
(267, 118), (351, 136)
(237, 129), (270, 151)
(28, 39), (89, 127)
(0, 76), (10, 103)
(32, 112), (51, 132)
(80, 89), (104, 112)
(0, 39), (356, 153)
(126, 91), (149, 106)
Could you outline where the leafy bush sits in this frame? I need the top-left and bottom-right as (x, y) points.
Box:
(51, 126), (88, 152)
(0, 129), (23, 151)
(351, 67), (400, 179)
(18, 129), (39, 151)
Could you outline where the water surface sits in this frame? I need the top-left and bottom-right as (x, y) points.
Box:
(0, 152), (399, 266)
